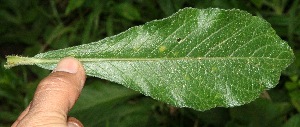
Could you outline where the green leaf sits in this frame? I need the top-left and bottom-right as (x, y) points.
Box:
(115, 2), (141, 21)
(65, 0), (85, 15)
(5, 8), (294, 111)
(250, 0), (264, 8)
(289, 90), (300, 112)
(228, 98), (292, 127)
(283, 114), (300, 127)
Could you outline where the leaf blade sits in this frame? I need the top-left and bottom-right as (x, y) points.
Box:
(8, 8), (294, 110)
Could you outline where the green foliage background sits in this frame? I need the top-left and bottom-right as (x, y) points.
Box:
(0, 0), (299, 127)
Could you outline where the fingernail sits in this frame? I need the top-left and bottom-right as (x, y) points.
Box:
(67, 117), (83, 127)
(54, 57), (79, 74)
(68, 122), (80, 127)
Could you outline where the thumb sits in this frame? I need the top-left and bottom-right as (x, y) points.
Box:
(12, 57), (86, 127)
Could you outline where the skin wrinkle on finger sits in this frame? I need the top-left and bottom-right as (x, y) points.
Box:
(35, 73), (81, 109)
(29, 73), (83, 119)
(34, 88), (78, 111)
(27, 111), (66, 123)
(30, 95), (69, 117)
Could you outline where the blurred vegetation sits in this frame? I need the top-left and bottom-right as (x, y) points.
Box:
(0, 0), (299, 127)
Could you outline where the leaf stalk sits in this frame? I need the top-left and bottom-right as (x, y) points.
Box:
(4, 56), (48, 69)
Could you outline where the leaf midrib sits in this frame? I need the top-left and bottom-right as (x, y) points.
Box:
(33, 57), (288, 63)
(6, 56), (288, 69)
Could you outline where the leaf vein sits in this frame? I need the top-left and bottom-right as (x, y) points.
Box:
(186, 17), (243, 56)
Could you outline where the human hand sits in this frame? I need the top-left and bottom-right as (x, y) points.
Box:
(12, 57), (86, 127)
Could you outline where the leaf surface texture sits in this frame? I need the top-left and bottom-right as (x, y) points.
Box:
(28, 8), (294, 110)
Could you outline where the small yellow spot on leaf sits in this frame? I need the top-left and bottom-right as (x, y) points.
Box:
(184, 74), (190, 80)
(211, 67), (217, 73)
(159, 46), (167, 52)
